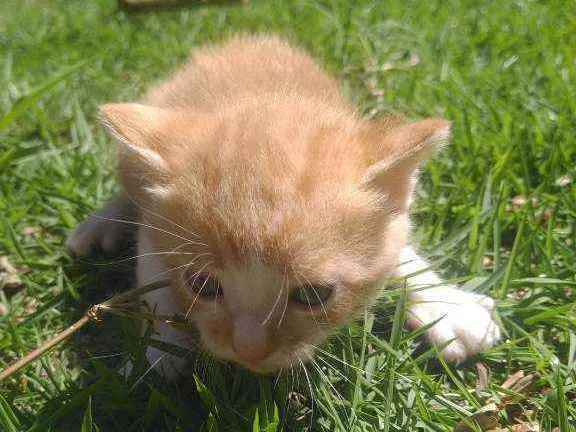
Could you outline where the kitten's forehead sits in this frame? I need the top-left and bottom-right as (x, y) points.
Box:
(167, 110), (377, 266)
(158, 101), (392, 276)
(212, 100), (362, 176)
(196, 190), (379, 271)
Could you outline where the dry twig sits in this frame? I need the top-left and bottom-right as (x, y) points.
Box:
(0, 279), (170, 383)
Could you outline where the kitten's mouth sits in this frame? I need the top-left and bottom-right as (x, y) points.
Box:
(215, 351), (288, 374)
(227, 353), (281, 374)
(233, 348), (314, 375)
(239, 361), (275, 374)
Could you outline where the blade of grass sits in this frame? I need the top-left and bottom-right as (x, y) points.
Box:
(499, 216), (526, 299)
(0, 61), (87, 131)
(348, 310), (372, 427)
(81, 396), (94, 432)
(555, 366), (569, 432)
(0, 394), (21, 432)
(380, 282), (407, 432)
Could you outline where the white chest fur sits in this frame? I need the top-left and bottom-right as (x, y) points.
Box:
(137, 229), (192, 378)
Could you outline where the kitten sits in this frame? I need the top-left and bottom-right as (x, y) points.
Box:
(68, 35), (500, 376)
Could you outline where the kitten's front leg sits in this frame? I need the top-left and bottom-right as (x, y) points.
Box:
(67, 196), (136, 257)
(138, 230), (193, 379)
(397, 246), (500, 363)
(69, 197), (191, 378)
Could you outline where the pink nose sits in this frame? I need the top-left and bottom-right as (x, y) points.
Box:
(232, 315), (271, 366)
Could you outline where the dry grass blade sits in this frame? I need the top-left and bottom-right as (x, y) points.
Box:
(476, 362), (491, 392)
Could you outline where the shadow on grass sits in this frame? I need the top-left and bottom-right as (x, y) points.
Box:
(26, 228), (206, 431)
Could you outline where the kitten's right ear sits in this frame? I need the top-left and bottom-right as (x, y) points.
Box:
(99, 103), (171, 172)
(360, 118), (450, 211)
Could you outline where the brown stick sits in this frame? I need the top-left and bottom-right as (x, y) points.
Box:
(0, 280), (170, 383)
(0, 314), (92, 382)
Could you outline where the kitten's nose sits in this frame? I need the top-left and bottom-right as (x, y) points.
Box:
(232, 315), (271, 367)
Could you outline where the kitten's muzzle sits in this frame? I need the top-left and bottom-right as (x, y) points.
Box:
(232, 314), (272, 369)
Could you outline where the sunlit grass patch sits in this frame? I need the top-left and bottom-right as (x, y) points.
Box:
(1, 0), (575, 430)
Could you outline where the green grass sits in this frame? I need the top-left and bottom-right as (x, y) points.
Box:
(1, 0), (575, 430)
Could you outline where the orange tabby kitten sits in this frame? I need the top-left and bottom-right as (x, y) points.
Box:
(69, 35), (500, 376)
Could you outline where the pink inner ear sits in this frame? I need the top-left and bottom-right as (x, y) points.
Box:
(99, 103), (167, 146)
(99, 103), (172, 170)
(361, 118), (451, 185)
(359, 119), (450, 210)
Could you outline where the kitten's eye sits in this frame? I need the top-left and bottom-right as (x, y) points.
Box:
(291, 284), (333, 307)
(185, 271), (223, 298)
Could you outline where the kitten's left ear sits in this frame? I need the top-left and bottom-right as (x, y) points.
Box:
(99, 103), (174, 172)
(361, 118), (450, 208)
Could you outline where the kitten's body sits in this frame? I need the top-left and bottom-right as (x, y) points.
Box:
(69, 36), (499, 376)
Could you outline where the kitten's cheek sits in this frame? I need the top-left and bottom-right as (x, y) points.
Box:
(204, 319), (233, 346)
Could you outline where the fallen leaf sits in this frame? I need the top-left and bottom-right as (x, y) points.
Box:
(501, 370), (525, 389)
(454, 370), (540, 432)
(23, 297), (38, 315)
(22, 226), (41, 238)
(0, 256), (17, 274)
(509, 195), (538, 212)
(510, 420), (540, 431)
(554, 174), (572, 187)
(0, 255), (24, 294)
(453, 403), (500, 431)
(483, 256), (494, 270)
(476, 362), (491, 391)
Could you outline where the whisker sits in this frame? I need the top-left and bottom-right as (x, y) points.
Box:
(86, 352), (126, 361)
(193, 350), (206, 376)
(294, 273), (319, 326)
(129, 351), (169, 392)
(289, 359), (295, 394)
(89, 249), (202, 266)
(262, 272), (285, 326)
(134, 200), (202, 239)
(277, 272), (290, 329)
(141, 253), (213, 285)
(75, 224), (206, 271)
(90, 214), (207, 248)
(311, 345), (367, 374)
(309, 358), (349, 423)
(184, 262), (213, 319)
(306, 277), (329, 323)
(314, 352), (355, 386)
(298, 357), (315, 430)
(274, 367), (284, 389)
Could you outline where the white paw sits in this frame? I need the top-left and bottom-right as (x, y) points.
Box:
(408, 287), (501, 363)
(67, 199), (134, 257)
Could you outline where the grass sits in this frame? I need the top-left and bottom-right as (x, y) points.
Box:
(1, 0), (575, 430)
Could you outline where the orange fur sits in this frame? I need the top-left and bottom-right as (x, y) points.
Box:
(99, 35), (450, 372)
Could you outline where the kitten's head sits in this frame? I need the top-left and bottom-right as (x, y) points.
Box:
(100, 99), (449, 373)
